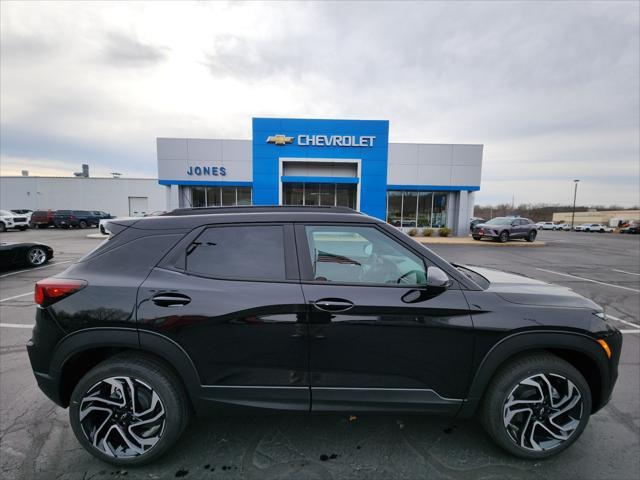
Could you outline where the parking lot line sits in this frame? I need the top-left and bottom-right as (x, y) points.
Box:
(535, 268), (640, 293)
(613, 269), (640, 276)
(607, 314), (640, 328)
(0, 292), (33, 303)
(0, 260), (72, 278)
(0, 323), (34, 329)
(619, 329), (640, 334)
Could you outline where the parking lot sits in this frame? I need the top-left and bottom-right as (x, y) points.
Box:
(1, 228), (638, 480)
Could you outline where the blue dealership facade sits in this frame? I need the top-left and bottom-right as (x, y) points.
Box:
(157, 117), (483, 235)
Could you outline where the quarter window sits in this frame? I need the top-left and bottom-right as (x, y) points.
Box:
(186, 226), (286, 280)
(304, 225), (427, 285)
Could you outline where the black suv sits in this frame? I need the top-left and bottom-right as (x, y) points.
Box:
(53, 210), (99, 229)
(27, 206), (621, 465)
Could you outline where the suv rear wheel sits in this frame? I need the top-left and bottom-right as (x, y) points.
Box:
(480, 352), (591, 459)
(69, 354), (190, 466)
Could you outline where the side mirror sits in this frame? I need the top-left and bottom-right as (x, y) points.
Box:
(426, 266), (452, 289)
(401, 267), (451, 303)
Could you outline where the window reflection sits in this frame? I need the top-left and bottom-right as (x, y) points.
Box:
(386, 191), (448, 228)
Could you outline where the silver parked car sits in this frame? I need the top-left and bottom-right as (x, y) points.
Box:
(472, 217), (537, 242)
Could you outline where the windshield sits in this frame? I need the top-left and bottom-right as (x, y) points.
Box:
(484, 217), (512, 225)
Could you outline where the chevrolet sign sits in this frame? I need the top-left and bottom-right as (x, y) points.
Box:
(266, 134), (376, 147)
(266, 134), (294, 145)
(298, 135), (376, 147)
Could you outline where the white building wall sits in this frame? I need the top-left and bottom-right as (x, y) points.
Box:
(0, 177), (166, 217)
(387, 143), (483, 187)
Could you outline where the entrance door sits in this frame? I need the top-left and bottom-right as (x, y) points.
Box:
(295, 223), (474, 413)
(282, 183), (357, 209)
(128, 196), (148, 217)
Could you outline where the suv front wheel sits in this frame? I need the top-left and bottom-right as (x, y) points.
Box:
(480, 352), (591, 459)
(69, 354), (190, 466)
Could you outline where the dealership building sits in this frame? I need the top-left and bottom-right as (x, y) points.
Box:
(0, 118), (483, 235)
(159, 117), (483, 235)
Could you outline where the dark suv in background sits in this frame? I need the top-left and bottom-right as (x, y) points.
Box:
(472, 216), (537, 242)
(27, 206), (621, 465)
(53, 210), (99, 229)
(30, 210), (57, 229)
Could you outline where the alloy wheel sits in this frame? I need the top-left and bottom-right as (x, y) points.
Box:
(503, 373), (583, 452)
(78, 376), (166, 459)
(28, 247), (47, 266)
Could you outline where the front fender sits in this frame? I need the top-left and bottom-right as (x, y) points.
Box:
(457, 330), (613, 418)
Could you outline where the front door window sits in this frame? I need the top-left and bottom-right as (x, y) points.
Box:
(304, 225), (427, 285)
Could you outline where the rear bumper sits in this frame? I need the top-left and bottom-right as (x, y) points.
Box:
(26, 308), (66, 407)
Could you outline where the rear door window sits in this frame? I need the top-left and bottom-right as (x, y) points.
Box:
(186, 225), (287, 281)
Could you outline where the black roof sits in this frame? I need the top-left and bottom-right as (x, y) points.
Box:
(163, 205), (360, 216)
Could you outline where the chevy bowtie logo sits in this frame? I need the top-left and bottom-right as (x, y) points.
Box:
(266, 134), (294, 146)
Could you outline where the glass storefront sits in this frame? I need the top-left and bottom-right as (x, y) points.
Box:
(190, 186), (252, 207)
(283, 183), (357, 209)
(386, 191), (448, 228)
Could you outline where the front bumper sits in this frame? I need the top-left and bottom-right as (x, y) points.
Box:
(472, 230), (500, 239)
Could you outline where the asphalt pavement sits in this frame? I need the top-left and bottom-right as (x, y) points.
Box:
(0, 228), (638, 480)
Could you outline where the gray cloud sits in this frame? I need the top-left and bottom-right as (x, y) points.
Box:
(102, 32), (169, 67)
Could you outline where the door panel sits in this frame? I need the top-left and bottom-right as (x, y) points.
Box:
(302, 283), (474, 400)
(138, 269), (309, 388)
(296, 223), (474, 412)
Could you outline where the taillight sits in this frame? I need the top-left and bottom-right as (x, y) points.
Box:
(35, 278), (87, 307)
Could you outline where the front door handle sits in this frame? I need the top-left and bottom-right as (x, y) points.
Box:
(313, 298), (354, 313)
(152, 293), (191, 307)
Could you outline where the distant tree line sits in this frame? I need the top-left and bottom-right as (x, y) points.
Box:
(473, 204), (639, 222)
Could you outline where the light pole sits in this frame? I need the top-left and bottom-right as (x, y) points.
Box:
(571, 179), (580, 230)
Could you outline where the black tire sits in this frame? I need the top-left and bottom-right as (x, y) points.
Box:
(79, 220), (88, 229)
(0, 222), (6, 233)
(19, 226), (28, 231)
(498, 231), (509, 243)
(480, 352), (591, 459)
(69, 353), (191, 466)
(526, 230), (537, 242)
(100, 225), (107, 235)
(473, 237), (481, 241)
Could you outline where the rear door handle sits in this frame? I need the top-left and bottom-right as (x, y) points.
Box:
(313, 298), (354, 313)
(152, 293), (191, 307)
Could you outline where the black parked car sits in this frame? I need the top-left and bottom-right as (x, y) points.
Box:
(27, 206), (621, 465)
(472, 217), (537, 242)
(0, 242), (53, 268)
(53, 210), (99, 229)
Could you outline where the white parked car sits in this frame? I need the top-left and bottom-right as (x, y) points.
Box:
(554, 223), (571, 231)
(537, 222), (556, 230)
(574, 223), (614, 233)
(0, 210), (30, 232)
(11, 209), (34, 222)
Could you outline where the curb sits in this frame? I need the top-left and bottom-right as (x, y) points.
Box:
(415, 237), (545, 247)
(86, 233), (109, 239)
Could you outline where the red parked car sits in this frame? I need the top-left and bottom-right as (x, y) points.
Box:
(30, 210), (56, 229)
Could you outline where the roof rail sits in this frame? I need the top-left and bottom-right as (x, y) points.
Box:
(162, 205), (361, 216)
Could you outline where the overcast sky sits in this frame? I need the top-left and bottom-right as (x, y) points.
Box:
(1, 1), (638, 206)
